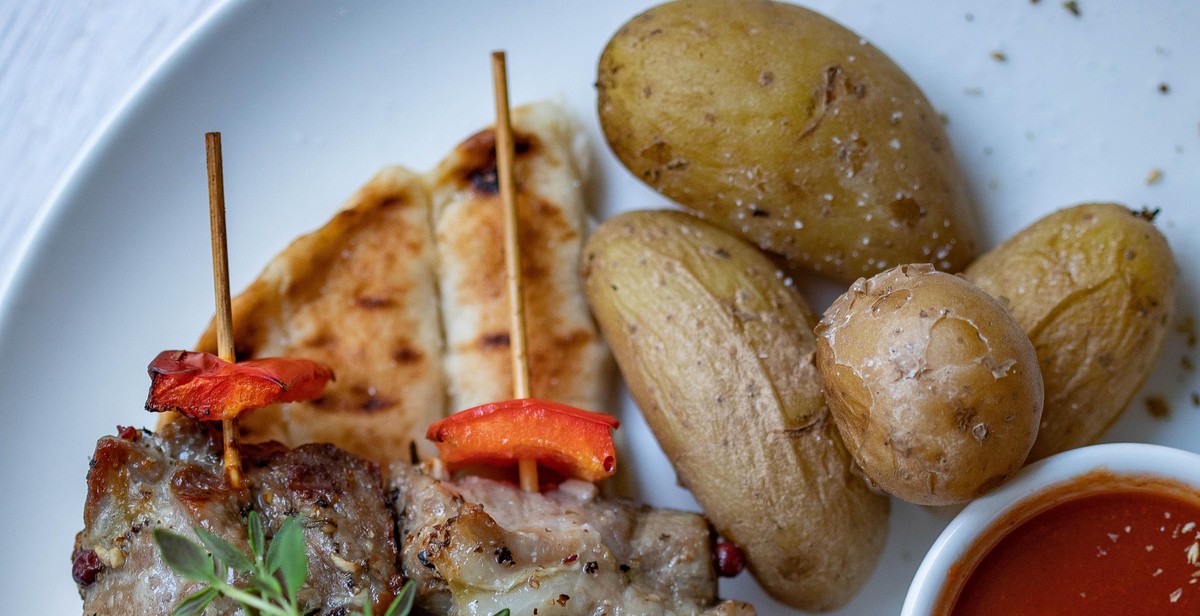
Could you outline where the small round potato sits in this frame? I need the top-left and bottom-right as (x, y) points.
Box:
(597, 0), (976, 282)
(815, 264), (1043, 505)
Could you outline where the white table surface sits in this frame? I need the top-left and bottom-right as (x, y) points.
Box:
(0, 0), (218, 298)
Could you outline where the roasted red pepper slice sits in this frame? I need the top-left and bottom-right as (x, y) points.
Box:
(426, 398), (620, 482)
(145, 350), (333, 421)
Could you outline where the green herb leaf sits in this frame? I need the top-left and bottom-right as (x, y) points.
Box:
(172, 586), (219, 616)
(195, 526), (254, 573)
(154, 513), (314, 616)
(267, 515), (308, 602)
(381, 580), (416, 616)
(493, 610), (510, 616)
(248, 510), (266, 562)
(154, 528), (218, 583)
(249, 569), (285, 598)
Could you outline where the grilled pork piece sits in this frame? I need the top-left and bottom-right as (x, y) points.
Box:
(73, 420), (403, 615)
(391, 464), (755, 616)
(243, 442), (404, 610)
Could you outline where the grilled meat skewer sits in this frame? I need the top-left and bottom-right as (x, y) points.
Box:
(74, 420), (752, 615)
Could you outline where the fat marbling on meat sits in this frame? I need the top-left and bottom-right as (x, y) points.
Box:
(391, 463), (754, 616)
(73, 420), (403, 615)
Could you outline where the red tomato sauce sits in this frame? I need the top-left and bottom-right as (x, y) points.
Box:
(948, 489), (1200, 615)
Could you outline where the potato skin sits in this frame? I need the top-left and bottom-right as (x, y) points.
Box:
(815, 264), (1043, 506)
(596, 0), (976, 282)
(964, 203), (1176, 462)
(582, 210), (888, 611)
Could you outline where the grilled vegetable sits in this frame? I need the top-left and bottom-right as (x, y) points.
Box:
(426, 398), (619, 482)
(145, 350), (332, 421)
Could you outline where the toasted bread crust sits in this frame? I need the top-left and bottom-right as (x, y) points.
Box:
(193, 166), (445, 461)
(430, 102), (611, 413)
(168, 102), (610, 462)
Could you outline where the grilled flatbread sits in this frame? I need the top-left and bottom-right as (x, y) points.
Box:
(429, 101), (612, 412)
(170, 101), (609, 462)
(193, 166), (444, 462)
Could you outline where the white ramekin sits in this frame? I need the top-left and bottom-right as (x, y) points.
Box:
(901, 442), (1200, 616)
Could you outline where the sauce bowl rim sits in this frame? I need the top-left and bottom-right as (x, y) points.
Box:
(901, 442), (1200, 616)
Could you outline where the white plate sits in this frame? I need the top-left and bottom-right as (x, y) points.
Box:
(1, 1), (1196, 613)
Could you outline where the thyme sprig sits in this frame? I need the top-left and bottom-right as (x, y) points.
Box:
(154, 511), (413, 616)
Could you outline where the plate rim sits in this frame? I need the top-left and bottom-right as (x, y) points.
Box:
(0, 0), (240, 334)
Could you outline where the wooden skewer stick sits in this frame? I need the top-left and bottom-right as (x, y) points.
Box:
(491, 51), (538, 493)
(205, 132), (243, 489)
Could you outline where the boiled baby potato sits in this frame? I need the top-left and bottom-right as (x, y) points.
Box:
(596, 0), (976, 282)
(815, 264), (1043, 506)
(964, 203), (1176, 462)
(583, 210), (888, 611)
